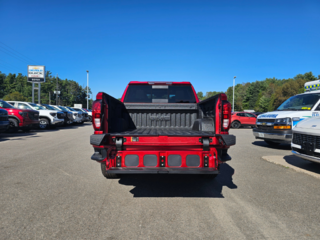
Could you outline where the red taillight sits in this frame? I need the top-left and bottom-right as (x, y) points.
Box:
(222, 102), (231, 130)
(92, 100), (102, 131)
(96, 92), (103, 100)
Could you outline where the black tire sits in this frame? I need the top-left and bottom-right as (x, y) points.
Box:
(101, 162), (119, 179)
(231, 121), (241, 129)
(80, 121), (84, 124)
(23, 128), (31, 132)
(39, 118), (49, 129)
(264, 140), (281, 146)
(7, 118), (19, 133)
(88, 116), (92, 122)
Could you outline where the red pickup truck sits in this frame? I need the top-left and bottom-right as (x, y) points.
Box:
(90, 81), (236, 179)
(0, 100), (39, 132)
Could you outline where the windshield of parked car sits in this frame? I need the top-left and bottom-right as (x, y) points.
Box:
(124, 84), (197, 103)
(0, 100), (14, 108)
(57, 106), (67, 111)
(66, 107), (76, 111)
(42, 104), (56, 110)
(73, 108), (85, 112)
(29, 103), (46, 110)
(277, 94), (320, 111)
(51, 106), (61, 111)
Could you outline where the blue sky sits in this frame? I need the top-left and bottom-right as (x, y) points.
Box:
(0, 0), (319, 98)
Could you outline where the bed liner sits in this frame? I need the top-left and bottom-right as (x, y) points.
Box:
(109, 127), (215, 136)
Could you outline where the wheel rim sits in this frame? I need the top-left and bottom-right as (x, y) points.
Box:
(39, 120), (47, 129)
(9, 121), (16, 128)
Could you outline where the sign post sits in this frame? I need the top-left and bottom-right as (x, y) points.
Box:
(28, 65), (45, 103)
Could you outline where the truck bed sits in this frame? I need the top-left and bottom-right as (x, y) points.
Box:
(98, 92), (219, 137)
(109, 127), (215, 137)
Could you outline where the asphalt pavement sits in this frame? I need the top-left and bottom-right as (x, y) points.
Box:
(1, 125), (320, 239)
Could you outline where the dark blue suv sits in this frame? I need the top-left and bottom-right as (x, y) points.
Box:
(0, 108), (9, 133)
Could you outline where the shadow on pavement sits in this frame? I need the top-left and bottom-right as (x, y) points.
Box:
(284, 155), (320, 174)
(118, 163), (237, 198)
(0, 132), (39, 142)
(252, 140), (291, 150)
(0, 123), (91, 142)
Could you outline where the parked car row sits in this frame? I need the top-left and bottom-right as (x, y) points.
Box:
(0, 99), (91, 133)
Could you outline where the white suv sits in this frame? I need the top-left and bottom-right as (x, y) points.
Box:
(7, 101), (64, 129)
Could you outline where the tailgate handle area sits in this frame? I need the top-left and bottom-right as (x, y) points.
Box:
(199, 137), (211, 151)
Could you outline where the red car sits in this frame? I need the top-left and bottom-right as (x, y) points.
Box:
(231, 112), (257, 128)
(90, 81), (236, 179)
(0, 100), (39, 132)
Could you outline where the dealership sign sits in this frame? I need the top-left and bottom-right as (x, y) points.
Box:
(27, 65), (45, 83)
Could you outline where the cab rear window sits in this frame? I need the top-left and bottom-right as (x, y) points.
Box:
(124, 85), (196, 103)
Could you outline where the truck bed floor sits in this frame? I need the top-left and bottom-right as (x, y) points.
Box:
(109, 128), (215, 137)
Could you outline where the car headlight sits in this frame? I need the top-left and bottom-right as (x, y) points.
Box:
(274, 117), (292, 129)
(50, 112), (57, 117)
(274, 117), (291, 125)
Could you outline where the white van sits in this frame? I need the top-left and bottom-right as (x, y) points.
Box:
(252, 79), (320, 146)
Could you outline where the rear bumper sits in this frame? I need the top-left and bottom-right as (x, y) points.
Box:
(252, 128), (292, 142)
(106, 167), (219, 175)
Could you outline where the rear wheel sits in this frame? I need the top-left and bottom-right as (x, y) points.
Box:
(264, 140), (281, 146)
(231, 121), (241, 129)
(7, 118), (19, 133)
(39, 118), (49, 129)
(101, 162), (119, 179)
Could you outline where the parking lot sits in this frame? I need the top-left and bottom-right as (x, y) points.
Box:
(1, 124), (320, 239)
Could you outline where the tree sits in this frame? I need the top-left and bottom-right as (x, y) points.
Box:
(0, 70), (92, 107)
(197, 91), (204, 100)
(3, 92), (27, 101)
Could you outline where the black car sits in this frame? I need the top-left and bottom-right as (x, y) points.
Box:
(40, 104), (73, 126)
(0, 109), (9, 133)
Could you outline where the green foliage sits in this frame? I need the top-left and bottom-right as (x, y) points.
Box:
(0, 71), (92, 108)
(197, 71), (318, 112)
(3, 92), (27, 101)
(197, 91), (223, 101)
(197, 91), (204, 100)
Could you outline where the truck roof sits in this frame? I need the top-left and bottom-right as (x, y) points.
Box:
(128, 81), (192, 85)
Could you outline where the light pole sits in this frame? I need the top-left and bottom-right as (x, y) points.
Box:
(86, 70), (89, 109)
(233, 76), (236, 112)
